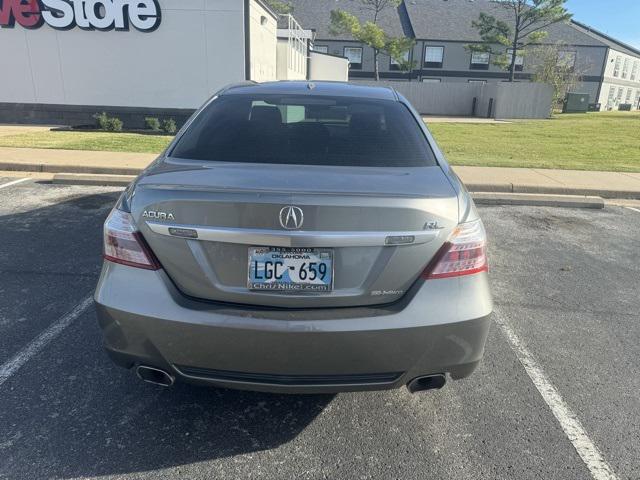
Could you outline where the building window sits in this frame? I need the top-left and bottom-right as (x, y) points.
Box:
(390, 50), (410, 71)
(613, 56), (621, 77)
(424, 46), (444, 68)
(607, 86), (616, 109)
(622, 58), (630, 79)
(625, 88), (633, 104)
(344, 47), (363, 70)
(557, 50), (576, 70)
(631, 61), (639, 81)
(506, 48), (524, 71)
(617, 87), (624, 102)
(421, 78), (441, 83)
(470, 51), (490, 70)
(468, 79), (487, 85)
(634, 90), (640, 109)
(313, 45), (328, 54)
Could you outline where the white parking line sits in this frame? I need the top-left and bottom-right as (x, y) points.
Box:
(625, 206), (640, 214)
(0, 178), (30, 190)
(0, 296), (93, 387)
(494, 312), (619, 480)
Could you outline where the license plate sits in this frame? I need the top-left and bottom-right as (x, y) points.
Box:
(248, 247), (333, 292)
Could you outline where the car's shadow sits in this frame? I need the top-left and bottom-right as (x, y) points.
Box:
(51, 362), (332, 478)
(3, 346), (334, 478)
(0, 187), (335, 478)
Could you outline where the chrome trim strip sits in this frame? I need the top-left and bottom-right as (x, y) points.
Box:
(146, 222), (439, 247)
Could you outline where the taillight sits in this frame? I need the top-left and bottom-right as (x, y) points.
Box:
(103, 208), (160, 270)
(422, 219), (487, 279)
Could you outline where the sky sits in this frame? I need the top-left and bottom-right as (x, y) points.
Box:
(565, 0), (640, 49)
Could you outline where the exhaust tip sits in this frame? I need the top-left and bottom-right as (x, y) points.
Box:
(406, 374), (446, 394)
(136, 365), (175, 387)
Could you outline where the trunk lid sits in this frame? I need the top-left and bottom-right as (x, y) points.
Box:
(132, 160), (459, 308)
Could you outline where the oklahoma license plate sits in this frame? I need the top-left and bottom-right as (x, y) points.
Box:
(248, 247), (333, 291)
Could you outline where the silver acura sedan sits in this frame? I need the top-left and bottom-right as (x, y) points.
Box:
(94, 81), (492, 394)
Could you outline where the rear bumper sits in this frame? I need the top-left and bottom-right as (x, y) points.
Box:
(95, 262), (493, 394)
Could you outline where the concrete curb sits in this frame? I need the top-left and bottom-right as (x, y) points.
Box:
(472, 192), (605, 209)
(0, 162), (142, 176)
(465, 183), (513, 193)
(53, 173), (136, 186)
(465, 183), (640, 200)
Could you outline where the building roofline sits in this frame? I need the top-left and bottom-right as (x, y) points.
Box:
(569, 20), (640, 57)
(311, 36), (610, 50)
(252, 0), (280, 21)
(397, 1), (416, 39)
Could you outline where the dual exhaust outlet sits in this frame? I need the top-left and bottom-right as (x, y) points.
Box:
(136, 365), (175, 387)
(136, 365), (446, 393)
(406, 374), (446, 394)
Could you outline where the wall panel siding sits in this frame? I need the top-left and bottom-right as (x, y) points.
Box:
(309, 52), (349, 81)
(357, 80), (552, 119)
(249, 0), (278, 82)
(493, 83), (554, 119)
(0, 0), (247, 109)
(2, 32), (37, 103)
(358, 81), (482, 116)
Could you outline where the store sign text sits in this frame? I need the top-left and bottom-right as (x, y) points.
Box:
(0, 0), (161, 32)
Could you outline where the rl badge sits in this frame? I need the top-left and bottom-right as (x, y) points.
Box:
(0, 0), (161, 32)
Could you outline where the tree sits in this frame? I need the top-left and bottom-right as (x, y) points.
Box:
(396, 58), (418, 74)
(469, 0), (572, 82)
(264, 0), (293, 15)
(330, 0), (415, 81)
(529, 42), (588, 112)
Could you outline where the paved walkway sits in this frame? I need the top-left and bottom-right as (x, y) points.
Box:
(422, 116), (511, 124)
(454, 165), (640, 197)
(1, 146), (639, 198)
(0, 147), (156, 175)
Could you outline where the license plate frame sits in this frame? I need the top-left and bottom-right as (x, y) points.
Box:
(247, 247), (334, 292)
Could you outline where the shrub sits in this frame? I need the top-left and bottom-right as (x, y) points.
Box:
(106, 117), (123, 132)
(161, 118), (177, 134)
(93, 112), (123, 131)
(145, 117), (161, 131)
(93, 112), (110, 130)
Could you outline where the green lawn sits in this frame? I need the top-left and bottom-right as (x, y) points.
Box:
(0, 111), (638, 171)
(427, 111), (640, 172)
(0, 131), (173, 154)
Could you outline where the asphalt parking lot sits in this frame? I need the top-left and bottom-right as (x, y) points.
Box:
(0, 177), (639, 480)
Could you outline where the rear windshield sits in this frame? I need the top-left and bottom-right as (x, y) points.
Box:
(170, 94), (436, 167)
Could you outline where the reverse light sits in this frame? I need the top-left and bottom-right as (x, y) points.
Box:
(422, 219), (487, 279)
(103, 208), (160, 270)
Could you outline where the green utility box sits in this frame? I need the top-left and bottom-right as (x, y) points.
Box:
(563, 93), (590, 113)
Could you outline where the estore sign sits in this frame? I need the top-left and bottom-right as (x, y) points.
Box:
(0, 0), (161, 32)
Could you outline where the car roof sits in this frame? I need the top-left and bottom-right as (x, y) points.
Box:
(220, 81), (399, 101)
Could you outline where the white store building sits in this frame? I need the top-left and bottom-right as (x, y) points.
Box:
(0, 0), (348, 126)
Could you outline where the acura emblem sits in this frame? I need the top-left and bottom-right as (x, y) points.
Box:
(279, 206), (304, 230)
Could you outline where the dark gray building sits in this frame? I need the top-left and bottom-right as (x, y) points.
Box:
(289, 0), (640, 110)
